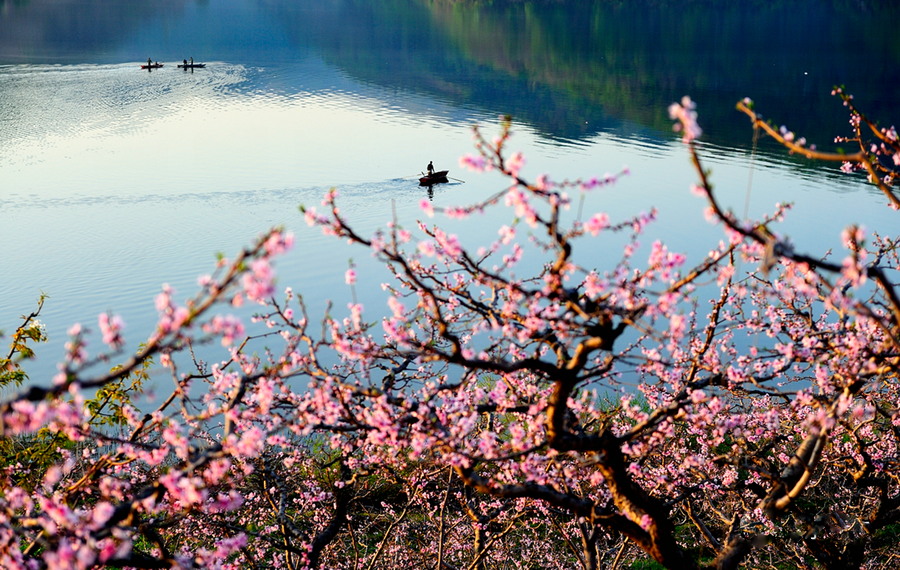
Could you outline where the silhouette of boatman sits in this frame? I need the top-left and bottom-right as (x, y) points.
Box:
(427, 161), (435, 176)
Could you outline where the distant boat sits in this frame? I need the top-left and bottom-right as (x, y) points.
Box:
(419, 170), (449, 185)
(177, 63), (206, 69)
(141, 63), (164, 69)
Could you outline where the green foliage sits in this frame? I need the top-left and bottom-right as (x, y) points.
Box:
(0, 294), (48, 389)
(625, 558), (667, 569)
(872, 523), (900, 549)
(84, 350), (153, 429)
(0, 300), (150, 490)
(0, 421), (77, 492)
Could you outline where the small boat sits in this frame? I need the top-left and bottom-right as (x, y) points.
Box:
(141, 63), (164, 69)
(177, 63), (206, 69)
(419, 170), (449, 185)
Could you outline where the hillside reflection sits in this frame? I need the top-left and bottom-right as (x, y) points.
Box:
(1, 0), (898, 150)
(274, 0), (900, 149)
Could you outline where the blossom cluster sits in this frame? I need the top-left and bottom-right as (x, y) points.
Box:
(0, 98), (899, 570)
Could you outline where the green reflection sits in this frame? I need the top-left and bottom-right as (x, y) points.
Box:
(408, 0), (900, 148)
(2, 0), (898, 152)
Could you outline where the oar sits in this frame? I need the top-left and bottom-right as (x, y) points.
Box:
(401, 173), (425, 179)
(447, 176), (465, 183)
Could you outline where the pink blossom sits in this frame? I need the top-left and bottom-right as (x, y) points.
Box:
(584, 213), (609, 236)
(459, 154), (489, 172)
(263, 230), (294, 256)
(668, 96), (702, 142)
(242, 258), (275, 304)
(506, 152), (526, 176)
(97, 313), (126, 349)
(418, 240), (436, 257)
(203, 314), (245, 346)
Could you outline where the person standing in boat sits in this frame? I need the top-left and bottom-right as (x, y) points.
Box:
(190, 57), (193, 66)
(427, 161), (435, 176)
(147, 57), (152, 67)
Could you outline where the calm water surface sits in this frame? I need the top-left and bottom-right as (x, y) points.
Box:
(2, 0), (898, 383)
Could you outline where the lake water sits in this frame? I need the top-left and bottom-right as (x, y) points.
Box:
(2, 0), (899, 383)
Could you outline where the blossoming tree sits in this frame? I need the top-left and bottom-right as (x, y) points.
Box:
(1, 91), (899, 570)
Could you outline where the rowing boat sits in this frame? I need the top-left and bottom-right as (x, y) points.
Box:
(177, 63), (206, 69)
(419, 170), (449, 185)
(141, 64), (163, 69)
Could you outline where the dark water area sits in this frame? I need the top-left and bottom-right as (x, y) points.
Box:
(2, 0), (898, 150)
(289, 0), (900, 150)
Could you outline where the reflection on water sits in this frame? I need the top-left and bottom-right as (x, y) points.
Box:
(0, 59), (494, 204)
(421, 0), (900, 145)
(0, 63), (248, 150)
(3, 0), (898, 148)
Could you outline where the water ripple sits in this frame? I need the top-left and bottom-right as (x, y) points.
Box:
(0, 62), (251, 155)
